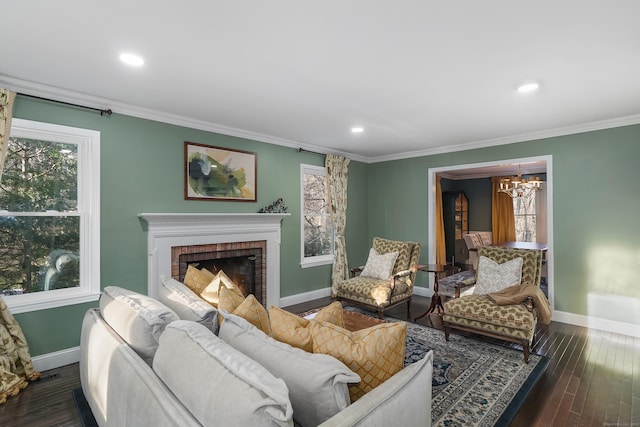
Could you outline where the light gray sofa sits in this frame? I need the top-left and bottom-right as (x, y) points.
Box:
(80, 282), (433, 426)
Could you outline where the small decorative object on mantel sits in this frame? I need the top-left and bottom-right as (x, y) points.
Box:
(258, 198), (288, 213)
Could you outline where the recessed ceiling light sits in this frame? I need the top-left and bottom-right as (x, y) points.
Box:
(517, 82), (540, 93)
(119, 53), (144, 67)
(351, 127), (364, 133)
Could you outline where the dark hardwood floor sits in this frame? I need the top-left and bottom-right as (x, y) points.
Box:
(1, 295), (638, 426)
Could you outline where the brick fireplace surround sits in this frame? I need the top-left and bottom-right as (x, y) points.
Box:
(138, 213), (289, 308)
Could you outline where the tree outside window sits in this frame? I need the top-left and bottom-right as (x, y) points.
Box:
(301, 164), (334, 267)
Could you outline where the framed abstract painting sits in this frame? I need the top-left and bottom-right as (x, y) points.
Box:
(184, 141), (257, 202)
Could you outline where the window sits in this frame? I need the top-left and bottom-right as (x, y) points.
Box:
(0, 119), (100, 313)
(300, 164), (333, 267)
(513, 192), (537, 242)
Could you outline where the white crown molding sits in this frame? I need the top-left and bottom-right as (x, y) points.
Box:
(368, 114), (640, 163)
(3, 74), (639, 165)
(0, 75), (368, 163)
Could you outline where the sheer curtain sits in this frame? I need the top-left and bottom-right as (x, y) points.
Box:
(435, 175), (447, 264)
(491, 177), (516, 243)
(0, 88), (17, 184)
(325, 154), (350, 295)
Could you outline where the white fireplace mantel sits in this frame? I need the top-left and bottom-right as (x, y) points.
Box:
(139, 213), (289, 308)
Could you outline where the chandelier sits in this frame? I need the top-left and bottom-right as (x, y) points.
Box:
(498, 166), (543, 199)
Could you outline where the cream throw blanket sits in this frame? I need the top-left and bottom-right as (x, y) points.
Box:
(488, 284), (552, 325)
(0, 296), (40, 404)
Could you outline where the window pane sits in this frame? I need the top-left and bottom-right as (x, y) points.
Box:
(304, 215), (333, 257)
(303, 173), (328, 214)
(513, 194), (537, 242)
(0, 216), (80, 295)
(0, 137), (78, 212)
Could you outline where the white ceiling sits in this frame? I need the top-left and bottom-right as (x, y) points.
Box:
(2, 1), (639, 163)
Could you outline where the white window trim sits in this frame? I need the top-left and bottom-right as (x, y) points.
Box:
(300, 164), (334, 268)
(2, 119), (101, 314)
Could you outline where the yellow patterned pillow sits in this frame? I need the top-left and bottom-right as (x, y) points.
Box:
(310, 320), (406, 401)
(200, 270), (242, 307)
(183, 265), (215, 295)
(219, 288), (271, 335)
(269, 302), (344, 352)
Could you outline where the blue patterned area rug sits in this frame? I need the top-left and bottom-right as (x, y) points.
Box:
(400, 319), (548, 426)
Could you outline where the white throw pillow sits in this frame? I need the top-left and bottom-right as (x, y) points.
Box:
(100, 286), (179, 365)
(360, 248), (399, 280)
(159, 276), (218, 334)
(473, 256), (523, 295)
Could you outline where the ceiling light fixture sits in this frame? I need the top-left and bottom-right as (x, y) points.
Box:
(517, 82), (539, 93)
(351, 127), (364, 133)
(498, 165), (544, 199)
(119, 53), (144, 67)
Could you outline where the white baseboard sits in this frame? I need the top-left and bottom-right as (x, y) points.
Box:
(553, 310), (640, 338)
(32, 346), (80, 372)
(280, 287), (332, 307)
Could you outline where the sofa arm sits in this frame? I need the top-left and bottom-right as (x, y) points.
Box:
(319, 351), (433, 427)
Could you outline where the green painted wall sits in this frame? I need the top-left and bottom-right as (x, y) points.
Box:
(9, 95), (640, 357)
(368, 124), (640, 325)
(10, 96), (370, 356)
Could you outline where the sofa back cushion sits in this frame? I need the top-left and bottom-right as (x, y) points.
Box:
(154, 320), (293, 427)
(219, 312), (360, 427)
(158, 276), (218, 333)
(99, 286), (179, 364)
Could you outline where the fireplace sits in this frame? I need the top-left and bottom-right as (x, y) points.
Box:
(172, 241), (266, 304)
(139, 213), (289, 308)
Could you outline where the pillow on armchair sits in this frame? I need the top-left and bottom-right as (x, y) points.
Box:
(359, 248), (399, 280)
(473, 256), (523, 295)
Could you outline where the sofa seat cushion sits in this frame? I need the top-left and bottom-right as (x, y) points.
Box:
(310, 320), (407, 402)
(335, 276), (411, 308)
(159, 276), (218, 333)
(154, 320), (293, 427)
(99, 286), (179, 364)
(443, 295), (536, 340)
(219, 313), (360, 427)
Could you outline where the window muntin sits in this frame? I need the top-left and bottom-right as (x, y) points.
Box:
(301, 164), (334, 267)
(0, 119), (100, 313)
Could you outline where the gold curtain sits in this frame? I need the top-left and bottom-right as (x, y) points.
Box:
(435, 175), (447, 264)
(491, 177), (516, 243)
(325, 154), (350, 296)
(0, 88), (17, 185)
(0, 296), (41, 404)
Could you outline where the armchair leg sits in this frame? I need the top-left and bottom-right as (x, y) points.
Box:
(377, 307), (384, 319)
(406, 298), (411, 318)
(523, 341), (530, 364)
(443, 323), (450, 341)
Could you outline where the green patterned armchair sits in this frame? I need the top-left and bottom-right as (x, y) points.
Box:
(334, 237), (421, 319)
(442, 246), (544, 363)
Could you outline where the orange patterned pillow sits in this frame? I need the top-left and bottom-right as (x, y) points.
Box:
(218, 288), (271, 335)
(310, 320), (406, 401)
(200, 270), (243, 307)
(269, 302), (344, 352)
